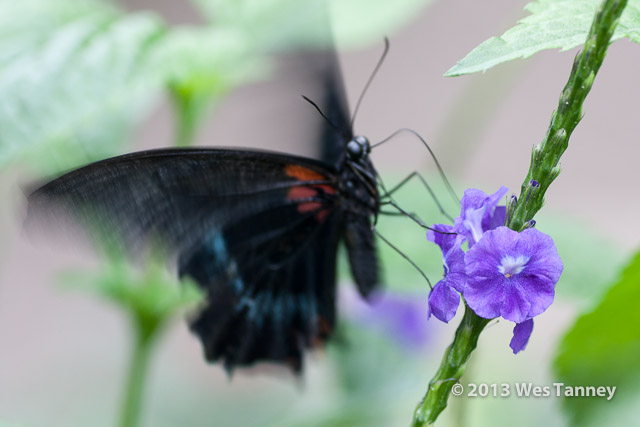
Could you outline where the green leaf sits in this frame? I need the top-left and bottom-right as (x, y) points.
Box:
(331, 0), (435, 48)
(191, 0), (435, 50)
(0, 0), (169, 172)
(446, 0), (640, 76)
(0, 0), (272, 172)
(60, 249), (204, 327)
(554, 250), (640, 425)
(163, 26), (267, 146)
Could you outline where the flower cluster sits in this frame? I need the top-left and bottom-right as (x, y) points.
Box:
(427, 187), (563, 353)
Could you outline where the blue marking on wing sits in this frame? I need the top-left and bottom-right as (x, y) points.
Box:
(180, 229), (244, 295)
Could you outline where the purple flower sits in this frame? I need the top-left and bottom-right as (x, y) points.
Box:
(426, 224), (466, 322)
(510, 319), (534, 354)
(464, 227), (563, 324)
(454, 187), (508, 246)
(426, 186), (563, 354)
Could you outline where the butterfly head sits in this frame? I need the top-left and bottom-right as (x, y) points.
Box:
(347, 135), (371, 161)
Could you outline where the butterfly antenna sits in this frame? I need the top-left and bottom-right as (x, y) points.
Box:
(372, 128), (459, 203)
(350, 37), (390, 130)
(302, 95), (341, 133)
(373, 228), (432, 289)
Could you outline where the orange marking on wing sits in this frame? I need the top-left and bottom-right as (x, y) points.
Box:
(287, 186), (317, 200)
(298, 201), (323, 213)
(317, 184), (337, 195)
(285, 174), (335, 223)
(284, 164), (325, 181)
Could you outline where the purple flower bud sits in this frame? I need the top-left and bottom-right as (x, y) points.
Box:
(525, 180), (540, 203)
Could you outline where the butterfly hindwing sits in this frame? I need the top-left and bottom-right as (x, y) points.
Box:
(181, 209), (342, 372)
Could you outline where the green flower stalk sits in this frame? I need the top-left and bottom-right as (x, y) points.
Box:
(63, 249), (202, 427)
(411, 305), (489, 427)
(507, 0), (628, 230)
(411, 0), (628, 425)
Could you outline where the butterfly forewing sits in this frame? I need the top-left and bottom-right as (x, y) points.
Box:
(28, 148), (338, 254)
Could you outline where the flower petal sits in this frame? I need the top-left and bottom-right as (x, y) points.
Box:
(510, 319), (534, 354)
(465, 227), (517, 278)
(428, 281), (460, 323)
(464, 276), (505, 319)
(501, 281), (532, 323)
(465, 227), (561, 322)
(484, 186), (509, 209)
(518, 229), (564, 283)
(443, 246), (466, 292)
(484, 205), (506, 231)
(427, 223), (459, 253)
(512, 274), (555, 318)
(456, 187), (508, 245)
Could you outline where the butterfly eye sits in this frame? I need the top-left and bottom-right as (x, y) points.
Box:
(347, 135), (370, 160)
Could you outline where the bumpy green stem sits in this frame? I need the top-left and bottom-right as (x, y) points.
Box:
(412, 306), (489, 426)
(411, 0), (627, 425)
(507, 0), (628, 230)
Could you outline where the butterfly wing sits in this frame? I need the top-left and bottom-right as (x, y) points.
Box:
(27, 148), (347, 371)
(181, 208), (342, 372)
(28, 148), (335, 251)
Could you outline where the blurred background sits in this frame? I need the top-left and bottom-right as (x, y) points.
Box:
(1, 0), (639, 426)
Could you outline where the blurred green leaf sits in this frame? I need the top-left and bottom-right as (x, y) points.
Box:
(1, 0), (434, 172)
(190, 0), (334, 49)
(165, 26), (266, 146)
(554, 249), (640, 425)
(0, 0), (168, 172)
(191, 0), (434, 50)
(0, 0), (264, 172)
(446, 0), (640, 76)
(61, 250), (203, 326)
(331, 0), (435, 48)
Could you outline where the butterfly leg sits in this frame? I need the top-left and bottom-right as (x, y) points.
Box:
(381, 171), (455, 223)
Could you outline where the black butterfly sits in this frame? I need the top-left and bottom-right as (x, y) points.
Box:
(27, 49), (385, 373)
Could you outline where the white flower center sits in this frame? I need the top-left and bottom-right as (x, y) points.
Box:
(498, 255), (529, 278)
